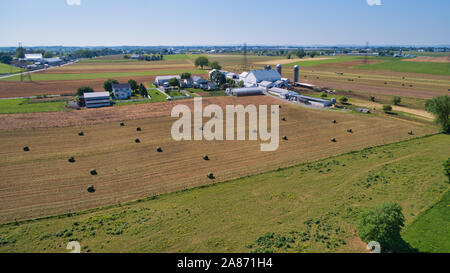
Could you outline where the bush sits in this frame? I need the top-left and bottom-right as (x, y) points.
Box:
(382, 104), (392, 113)
(358, 202), (405, 252)
(443, 158), (450, 183)
(23, 146), (30, 152)
(90, 169), (97, 175)
(393, 96), (401, 105)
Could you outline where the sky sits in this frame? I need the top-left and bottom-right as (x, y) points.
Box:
(0, 0), (449, 47)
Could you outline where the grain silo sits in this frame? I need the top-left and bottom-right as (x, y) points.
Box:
(294, 65), (299, 83)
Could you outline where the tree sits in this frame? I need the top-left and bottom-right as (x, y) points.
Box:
(194, 56), (209, 69)
(393, 96), (402, 105)
(103, 79), (119, 92)
(43, 51), (54, 58)
(76, 86), (94, 96)
(309, 51), (318, 58)
(295, 49), (306, 59)
(320, 92), (327, 98)
(210, 61), (222, 70)
(128, 79), (138, 91)
(238, 80), (244, 88)
(358, 202), (405, 252)
(123, 55), (130, 59)
(0, 53), (12, 64)
(339, 96), (348, 104)
(443, 158), (450, 183)
(383, 104), (392, 113)
(210, 70), (226, 86)
(168, 77), (179, 87)
(425, 95), (450, 133)
(180, 72), (191, 80)
(138, 83), (148, 97)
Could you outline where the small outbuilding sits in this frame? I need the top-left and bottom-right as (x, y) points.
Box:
(226, 87), (265, 97)
(84, 92), (111, 108)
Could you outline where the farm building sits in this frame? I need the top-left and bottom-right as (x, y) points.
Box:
(83, 92), (112, 108)
(24, 53), (43, 62)
(239, 72), (249, 81)
(112, 83), (132, 99)
(259, 81), (275, 89)
(226, 87), (265, 97)
(226, 72), (239, 80)
(294, 82), (315, 89)
(288, 94), (336, 107)
(192, 75), (208, 86)
(43, 57), (62, 65)
(155, 75), (181, 87)
(244, 69), (282, 87)
(268, 87), (291, 98)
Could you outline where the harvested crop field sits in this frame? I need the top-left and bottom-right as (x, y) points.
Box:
(403, 56), (450, 63)
(0, 96), (436, 222)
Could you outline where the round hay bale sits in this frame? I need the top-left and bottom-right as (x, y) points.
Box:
(78, 131), (84, 136)
(332, 120), (337, 124)
(384, 82), (387, 84)
(120, 122), (125, 126)
(347, 129), (353, 133)
(207, 172), (215, 179)
(136, 127), (142, 131)
(331, 138), (336, 142)
(87, 185), (95, 193)
(408, 131), (414, 135)
(135, 138), (140, 143)
(282, 136), (288, 141)
(68, 157), (75, 163)
(282, 117), (286, 121)
(90, 169), (97, 175)
(156, 147), (163, 152)
(279, 105), (282, 109)
(23, 146), (30, 152)
(203, 155), (210, 160)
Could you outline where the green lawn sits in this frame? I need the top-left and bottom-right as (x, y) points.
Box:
(0, 63), (23, 74)
(286, 56), (363, 67)
(166, 90), (185, 97)
(0, 134), (448, 253)
(148, 89), (168, 102)
(1, 69), (208, 82)
(356, 59), (450, 76)
(0, 98), (66, 114)
(402, 190), (450, 252)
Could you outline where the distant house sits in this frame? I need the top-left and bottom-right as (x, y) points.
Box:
(155, 75), (181, 87)
(192, 76), (208, 88)
(24, 53), (43, 62)
(112, 83), (132, 99)
(244, 69), (281, 87)
(43, 57), (62, 66)
(83, 92), (111, 108)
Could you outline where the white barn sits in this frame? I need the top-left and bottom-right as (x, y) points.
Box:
(84, 92), (111, 108)
(244, 69), (281, 87)
(24, 54), (43, 62)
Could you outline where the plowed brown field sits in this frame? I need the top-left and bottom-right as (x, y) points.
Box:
(0, 96), (435, 222)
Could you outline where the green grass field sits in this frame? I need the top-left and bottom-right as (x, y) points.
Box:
(356, 59), (450, 76)
(0, 98), (66, 114)
(0, 134), (447, 253)
(1, 69), (208, 82)
(402, 190), (450, 252)
(0, 63), (23, 74)
(148, 89), (168, 102)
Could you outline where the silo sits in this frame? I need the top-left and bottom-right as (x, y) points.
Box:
(294, 65), (299, 83)
(276, 64), (282, 75)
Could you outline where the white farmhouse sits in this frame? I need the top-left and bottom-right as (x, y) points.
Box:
(112, 83), (132, 99)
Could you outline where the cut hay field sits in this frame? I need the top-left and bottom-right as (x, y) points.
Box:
(356, 59), (450, 76)
(0, 96), (437, 223)
(0, 63), (23, 74)
(0, 98), (66, 114)
(0, 133), (447, 253)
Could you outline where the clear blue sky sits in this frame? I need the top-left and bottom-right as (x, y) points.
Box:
(0, 0), (449, 46)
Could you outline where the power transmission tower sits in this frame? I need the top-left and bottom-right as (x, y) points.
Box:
(363, 41), (369, 64)
(242, 42), (248, 71)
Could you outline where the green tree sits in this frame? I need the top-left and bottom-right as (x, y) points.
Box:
(103, 79), (119, 92)
(128, 79), (138, 91)
(443, 158), (450, 183)
(358, 202), (405, 252)
(123, 55), (130, 59)
(210, 70), (226, 86)
(383, 104), (392, 113)
(238, 80), (244, 88)
(210, 61), (222, 70)
(0, 53), (12, 64)
(16, 47), (25, 59)
(393, 96), (402, 105)
(168, 77), (179, 87)
(76, 86), (94, 96)
(320, 92), (327, 98)
(180, 72), (191, 80)
(425, 95), (450, 133)
(43, 51), (54, 58)
(194, 56), (209, 69)
(138, 83), (148, 97)
(309, 51), (318, 58)
(295, 49), (306, 59)
(339, 96), (348, 104)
